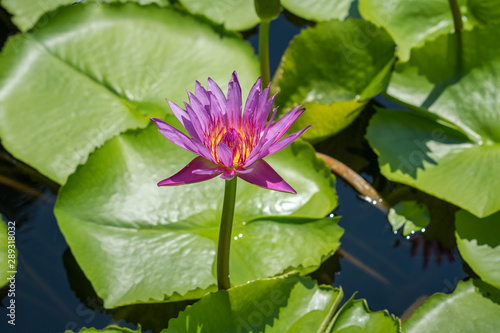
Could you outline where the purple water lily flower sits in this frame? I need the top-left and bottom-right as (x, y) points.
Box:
(151, 72), (310, 194)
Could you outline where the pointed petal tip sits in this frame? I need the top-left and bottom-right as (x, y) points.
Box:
(150, 117), (165, 125)
(230, 71), (240, 83)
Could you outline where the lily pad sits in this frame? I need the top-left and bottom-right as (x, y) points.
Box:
(164, 274), (342, 332)
(0, 0), (169, 32)
(368, 26), (500, 217)
(404, 280), (500, 332)
(1, 218), (17, 288)
(54, 122), (340, 308)
(455, 210), (500, 289)
(0, 3), (259, 184)
(358, 0), (474, 61)
(330, 298), (401, 332)
(388, 201), (430, 236)
(366, 107), (500, 218)
(66, 327), (141, 333)
(281, 0), (356, 22)
(178, 0), (260, 31)
(273, 19), (395, 141)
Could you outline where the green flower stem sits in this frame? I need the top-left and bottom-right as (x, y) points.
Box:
(448, 0), (463, 33)
(317, 287), (343, 333)
(259, 20), (271, 88)
(217, 177), (237, 290)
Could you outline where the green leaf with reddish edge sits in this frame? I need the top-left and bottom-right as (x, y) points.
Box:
(273, 19), (395, 141)
(281, 0), (357, 21)
(366, 107), (500, 218)
(358, 0), (477, 61)
(330, 298), (401, 332)
(0, 0), (169, 32)
(456, 210), (500, 289)
(404, 280), (500, 332)
(163, 274), (342, 333)
(178, 0), (260, 31)
(54, 122), (340, 308)
(0, 3), (259, 184)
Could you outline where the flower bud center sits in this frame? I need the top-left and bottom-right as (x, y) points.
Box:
(221, 127), (241, 149)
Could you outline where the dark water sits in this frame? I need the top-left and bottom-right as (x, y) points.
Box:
(0, 9), (467, 333)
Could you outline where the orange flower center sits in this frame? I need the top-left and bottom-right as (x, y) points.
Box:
(205, 123), (258, 167)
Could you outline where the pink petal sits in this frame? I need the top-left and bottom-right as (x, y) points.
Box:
(208, 92), (225, 125)
(207, 77), (227, 116)
(264, 105), (305, 144)
(187, 92), (210, 129)
(260, 126), (311, 159)
(255, 85), (274, 126)
(167, 100), (201, 142)
(151, 117), (199, 155)
(238, 159), (296, 194)
(226, 72), (242, 129)
(244, 107), (278, 167)
(217, 142), (233, 167)
(221, 168), (236, 180)
(243, 76), (261, 123)
(158, 157), (222, 186)
(194, 81), (210, 106)
(151, 117), (214, 163)
(249, 106), (306, 164)
(184, 103), (206, 140)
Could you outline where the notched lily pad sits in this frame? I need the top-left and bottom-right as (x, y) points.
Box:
(273, 19), (395, 141)
(54, 123), (340, 308)
(368, 25), (500, 217)
(163, 274), (342, 333)
(0, 3), (259, 184)
(404, 280), (500, 332)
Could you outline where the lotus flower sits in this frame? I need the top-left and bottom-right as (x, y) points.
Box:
(151, 72), (309, 194)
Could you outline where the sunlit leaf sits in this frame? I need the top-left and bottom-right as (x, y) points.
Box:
(273, 19), (395, 141)
(0, 0), (169, 32)
(404, 280), (500, 332)
(330, 298), (401, 332)
(163, 274), (342, 333)
(367, 25), (500, 217)
(359, 0), (474, 61)
(456, 210), (500, 289)
(54, 123), (340, 308)
(178, 0), (260, 30)
(281, 0), (356, 21)
(0, 3), (259, 184)
(366, 108), (500, 218)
